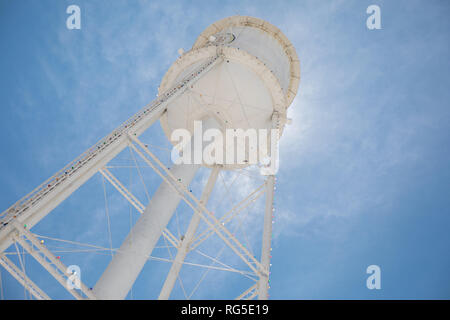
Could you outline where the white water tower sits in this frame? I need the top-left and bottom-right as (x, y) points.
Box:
(0, 15), (299, 300)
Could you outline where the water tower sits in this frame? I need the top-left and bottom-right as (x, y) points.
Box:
(0, 15), (299, 300)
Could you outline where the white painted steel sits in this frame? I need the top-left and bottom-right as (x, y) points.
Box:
(12, 222), (96, 300)
(236, 284), (257, 300)
(93, 162), (199, 299)
(93, 117), (219, 300)
(257, 175), (275, 300)
(158, 167), (220, 300)
(159, 48), (287, 170)
(189, 182), (266, 251)
(99, 168), (180, 249)
(127, 134), (266, 277)
(257, 111), (280, 299)
(0, 55), (221, 254)
(0, 15), (300, 300)
(193, 16), (300, 107)
(159, 16), (300, 167)
(0, 254), (50, 300)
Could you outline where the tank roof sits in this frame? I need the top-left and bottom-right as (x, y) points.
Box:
(193, 16), (300, 107)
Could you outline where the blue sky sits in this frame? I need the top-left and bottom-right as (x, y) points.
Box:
(0, 0), (449, 299)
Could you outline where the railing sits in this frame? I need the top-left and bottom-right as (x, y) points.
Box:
(0, 53), (221, 231)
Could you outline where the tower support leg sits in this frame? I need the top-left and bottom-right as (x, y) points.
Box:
(158, 166), (220, 299)
(258, 111), (280, 300)
(93, 117), (219, 300)
(92, 162), (199, 299)
(257, 175), (275, 300)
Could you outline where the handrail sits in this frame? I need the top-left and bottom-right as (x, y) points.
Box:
(0, 53), (220, 231)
